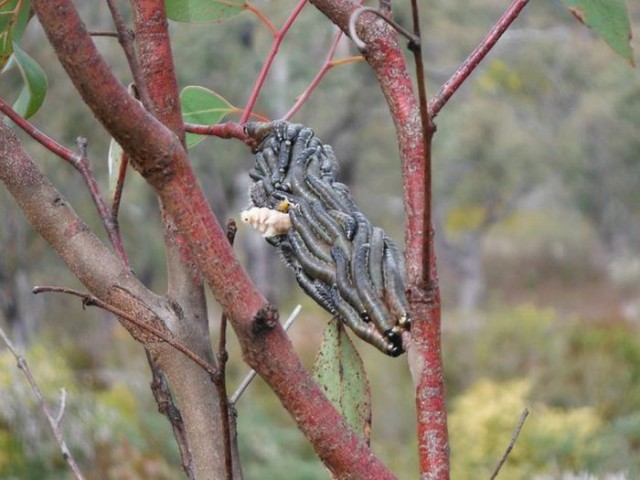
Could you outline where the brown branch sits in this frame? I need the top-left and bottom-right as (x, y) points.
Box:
(105, 0), (154, 112)
(0, 326), (86, 480)
(147, 353), (195, 480)
(74, 137), (130, 267)
(184, 121), (254, 145)
(0, 97), (76, 160)
(217, 218), (237, 480)
(30, 1), (396, 477)
(89, 30), (118, 37)
(408, 0), (435, 289)
(128, 4), (225, 476)
(229, 304), (302, 405)
(428, 0), (530, 118)
(110, 150), (129, 222)
(490, 408), (530, 480)
(32, 285), (219, 378)
(312, 1), (449, 478)
(0, 98), (130, 267)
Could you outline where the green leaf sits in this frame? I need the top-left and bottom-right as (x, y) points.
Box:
(165, 0), (244, 23)
(313, 319), (372, 443)
(0, 0), (31, 70)
(11, 41), (47, 118)
(562, 0), (635, 66)
(180, 86), (235, 148)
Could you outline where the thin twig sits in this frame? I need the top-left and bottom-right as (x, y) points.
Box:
(105, 0), (154, 112)
(490, 407), (530, 480)
(0, 326), (86, 480)
(0, 97), (76, 161)
(244, 1), (278, 37)
(283, 32), (363, 121)
(239, 0), (308, 123)
(184, 121), (255, 145)
(408, 0), (435, 288)
(110, 150), (129, 223)
(74, 138), (130, 268)
(229, 304), (302, 405)
(0, 98), (130, 267)
(217, 218), (237, 480)
(32, 286), (219, 379)
(428, 0), (530, 118)
(54, 388), (67, 426)
(88, 30), (119, 37)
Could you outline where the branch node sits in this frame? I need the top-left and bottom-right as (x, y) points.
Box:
(348, 6), (419, 52)
(252, 303), (279, 334)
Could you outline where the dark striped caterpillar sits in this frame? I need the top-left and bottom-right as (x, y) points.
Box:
(242, 121), (410, 356)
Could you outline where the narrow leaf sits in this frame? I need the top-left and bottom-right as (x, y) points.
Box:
(165, 0), (244, 23)
(313, 319), (372, 443)
(108, 138), (124, 196)
(11, 41), (46, 118)
(562, 0), (635, 66)
(180, 86), (235, 148)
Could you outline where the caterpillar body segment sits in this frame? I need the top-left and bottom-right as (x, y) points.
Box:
(368, 227), (386, 298)
(305, 173), (351, 213)
(353, 244), (394, 335)
(289, 206), (333, 264)
(244, 121), (409, 356)
(288, 231), (335, 285)
(382, 243), (410, 328)
(327, 210), (358, 240)
(330, 245), (368, 321)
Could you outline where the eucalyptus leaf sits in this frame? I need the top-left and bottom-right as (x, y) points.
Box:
(0, 0), (31, 70)
(165, 0), (244, 24)
(313, 319), (372, 443)
(562, 0), (635, 66)
(180, 86), (235, 148)
(11, 41), (47, 118)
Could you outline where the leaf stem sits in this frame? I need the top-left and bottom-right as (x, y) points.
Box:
(244, 2), (278, 37)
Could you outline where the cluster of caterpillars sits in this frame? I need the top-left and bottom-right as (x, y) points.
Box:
(241, 121), (410, 357)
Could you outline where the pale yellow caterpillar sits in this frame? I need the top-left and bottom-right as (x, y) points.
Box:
(240, 207), (292, 238)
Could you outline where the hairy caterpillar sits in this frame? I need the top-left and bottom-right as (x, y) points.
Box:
(244, 121), (409, 356)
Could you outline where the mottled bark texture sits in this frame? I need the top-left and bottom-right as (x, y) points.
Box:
(310, 1), (449, 478)
(24, 0), (396, 477)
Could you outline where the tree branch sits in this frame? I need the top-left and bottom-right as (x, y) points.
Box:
(31, 285), (218, 378)
(0, 98), (129, 266)
(428, 0), (530, 118)
(310, 1), (449, 478)
(129, 1), (228, 477)
(30, 1), (394, 477)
